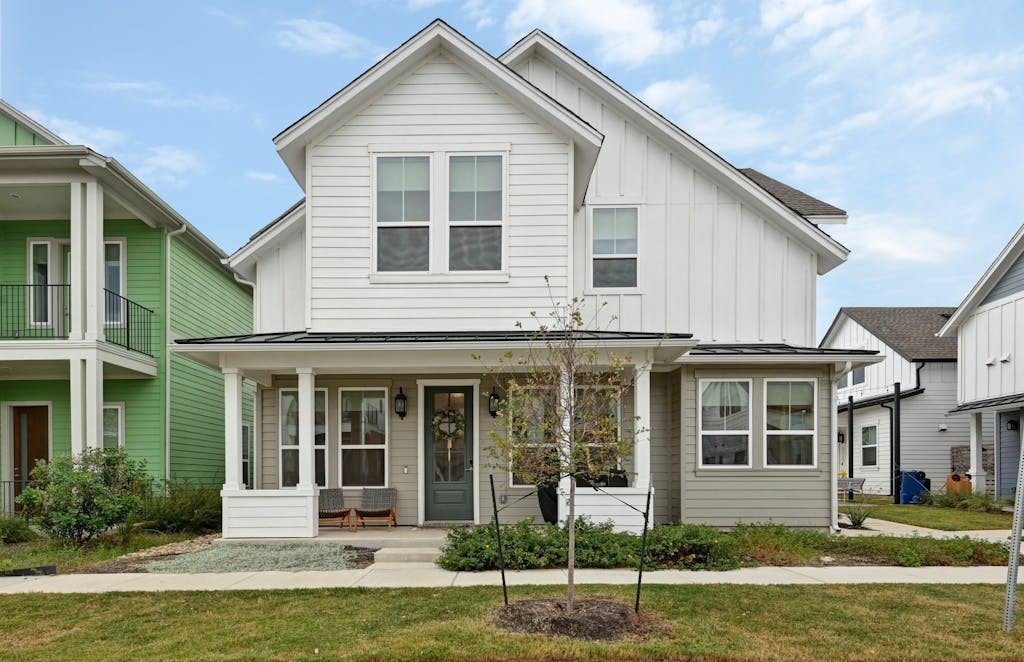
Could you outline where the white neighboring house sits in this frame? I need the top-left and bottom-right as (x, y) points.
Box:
(820, 308), (993, 495)
(940, 223), (1024, 500)
(173, 21), (879, 538)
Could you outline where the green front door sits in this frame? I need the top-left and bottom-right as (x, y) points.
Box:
(424, 385), (474, 521)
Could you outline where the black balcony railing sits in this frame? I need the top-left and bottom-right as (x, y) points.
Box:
(104, 288), (154, 357)
(0, 284), (71, 339)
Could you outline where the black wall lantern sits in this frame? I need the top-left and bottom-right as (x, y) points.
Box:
(1007, 419), (1019, 432)
(394, 387), (408, 419)
(488, 385), (501, 418)
(838, 431), (845, 445)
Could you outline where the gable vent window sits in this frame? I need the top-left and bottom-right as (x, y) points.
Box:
(592, 208), (638, 288)
(376, 156), (430, 272)
(449, 155), (502, 271)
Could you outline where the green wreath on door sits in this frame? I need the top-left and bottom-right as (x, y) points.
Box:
(431, 407), (466, 447)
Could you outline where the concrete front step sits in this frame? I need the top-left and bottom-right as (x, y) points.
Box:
(373, 547), (441, 563)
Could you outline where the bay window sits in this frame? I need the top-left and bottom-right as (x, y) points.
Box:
(449, 155), (502, 271)
(340, 388), (388, 487)
(699, 379), (751, 467)
(376, 156), (430, 272)
(592, 207), (638, 288)
(765, 380), (816, 467)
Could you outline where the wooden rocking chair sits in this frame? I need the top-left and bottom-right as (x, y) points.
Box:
(318, 488), (354, 531)
(354, 487), (397, 529)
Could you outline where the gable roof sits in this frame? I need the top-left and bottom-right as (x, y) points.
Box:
(739, 168), (846, 221)
(228, 199), (306, 276)
(939, 222), (1024, 336)
(500, 30), (850, 275)
(0, 99), (66, 145)
(822, 307), (957, 362)
(274, 19), (603, 209)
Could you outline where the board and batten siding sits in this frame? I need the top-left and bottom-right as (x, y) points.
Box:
(512, 53), (817, 345)
(983, 252), (1024, 305)
(826, 315), (917, 402)
(253, 228), (305, 333)
(680, 365), (833, 528)
(957, 290), (1024, 403)
(0, 114), (52, 146)
(306, 50), (572, 332)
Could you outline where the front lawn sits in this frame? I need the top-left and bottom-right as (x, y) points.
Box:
(0, 531), (193, 574)
(856, 503), (1014, 531)
(1, 585), (1022, 660)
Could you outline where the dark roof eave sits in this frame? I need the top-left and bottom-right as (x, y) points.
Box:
(837, 387), (926, 412)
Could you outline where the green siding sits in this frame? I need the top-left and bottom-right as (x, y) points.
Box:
(168, 238), (253, 485)
(0, 114), (53, 146)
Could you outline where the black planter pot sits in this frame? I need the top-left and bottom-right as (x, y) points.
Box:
(537, 483), (559, 524)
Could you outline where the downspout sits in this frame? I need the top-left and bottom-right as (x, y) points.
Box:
(165, 222), (188, 485)
(848, 396), (855, 480)
(892, 382), (902, 504)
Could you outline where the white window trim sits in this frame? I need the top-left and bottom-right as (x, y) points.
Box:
(338, 387), (390, 489)
(860, 424), (878, 468)
(586, 205), (641, 294)
(278, 387), (328, 489)
(444, 152), (508, 274)
(763, 378), (818, 469)
(371, 153), (432, 275)
(27, 239), (53, 328)
(103, 238), (128, 327)
(102, 402), (125, 449)
(697, 378), (753, 469)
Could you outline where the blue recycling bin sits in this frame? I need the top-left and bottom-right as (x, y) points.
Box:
(899, 470), (930, 504)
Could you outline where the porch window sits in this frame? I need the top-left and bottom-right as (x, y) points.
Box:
(376, 156), (430, 272)
(102, 403), (124, 449)
(279, 388), (327, 488)
(507, 386), (557, 488)
(592, 207), (638, 288)
(29, 241), (50, 325)
(861, 425), (877, 467)
(765, 380), (816, 467)
(699, 379), (751, 467)
(448, 155), (502, 271)
(573, 385), (623, 486)
(340, 388), (388, 487)
(241, 424), (253, 489)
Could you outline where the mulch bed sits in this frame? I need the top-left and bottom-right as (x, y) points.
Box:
(492, 598), (671, 642)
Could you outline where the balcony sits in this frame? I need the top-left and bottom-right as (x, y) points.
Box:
(0, 284), (154, 356)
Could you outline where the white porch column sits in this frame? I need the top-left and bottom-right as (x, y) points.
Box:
(84, 181), (104, 342)
(68, 183), (86, 340)
(69, 357), (86, 454)
(970, 411), (987, 494)
(223, 368), (244, 491)
(297, 367), (316, 489)
(633, 361), (652, 491)
(84, 354), (103, 450)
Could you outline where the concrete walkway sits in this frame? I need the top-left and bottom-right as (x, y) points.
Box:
(0, 563), (1014, 594)
(837, 515), (1012, 542)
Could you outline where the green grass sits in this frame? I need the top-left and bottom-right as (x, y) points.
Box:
(1, 585), (1023, 660)
(857, 503), (1014, 531)
(0, 531), (192, 574)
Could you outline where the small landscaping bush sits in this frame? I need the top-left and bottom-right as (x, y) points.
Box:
(17, 448), (148, 547)
(921, 490), (1006, 514)
(0, 514), (35, 544)
(840, 503), (873, 528)
(143, 482), (221, 533)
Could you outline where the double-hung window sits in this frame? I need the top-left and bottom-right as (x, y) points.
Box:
(861, 425), (877, 467)
(765, 380), (816, 467)
(102, 403), (125, 449)
(376, 156), (430, 272)
(699, 379), (751, 467)
(592, 207), (638, 288)
(507, 385), (557, 488)
(279, 388), (327, 488)
(449, 155), (502, 271)
(340, 388), (388, 487)
(573, 385), (623, 485)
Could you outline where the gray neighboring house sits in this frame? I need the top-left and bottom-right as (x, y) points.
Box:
(821, 307), (993, 495)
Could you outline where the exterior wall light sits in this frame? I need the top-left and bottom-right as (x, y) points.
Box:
(394, 387), (408, 419)
(488, 385), (501, 418)
(1007, 419), (1019, 432)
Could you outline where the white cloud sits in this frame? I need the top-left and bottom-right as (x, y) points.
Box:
(408, 0), (447, 8)
(641, 77), (781, 153)
(276, 19), (373, 57)
(25, 110), (125, 153)
(203, 6), (249, 28)
(82, 80), (234, 112)
(832, 213), (960, 264)
(463, 0), (496, 29)
(136, 146), (204, 187)
(245, 170), (280, 182)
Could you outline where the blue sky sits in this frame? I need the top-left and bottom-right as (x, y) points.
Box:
(3, 1), (1023, 337)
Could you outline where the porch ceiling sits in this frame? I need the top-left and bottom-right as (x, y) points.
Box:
(0, 183), (133, 221)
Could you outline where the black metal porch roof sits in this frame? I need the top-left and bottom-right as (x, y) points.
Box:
(175, 329), (694, 346)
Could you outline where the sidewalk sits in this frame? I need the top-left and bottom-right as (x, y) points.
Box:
(837, 516), (1012, 542)
(0, 563), (1012, 594)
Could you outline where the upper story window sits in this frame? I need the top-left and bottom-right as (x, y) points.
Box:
(29, 241), (50, 325)
(838, 367), (865, 390)
(376, 156), (430, 272)
(104, 240), (125, 324)
(592, 207), (637, 288)
(449, 155), (502, 271)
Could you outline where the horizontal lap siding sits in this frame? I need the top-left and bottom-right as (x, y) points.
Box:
(0, 381), (71, 477)
(845, 403), (892, 495)
(680, 365), (833, 529)
(308, 51), (570, 332)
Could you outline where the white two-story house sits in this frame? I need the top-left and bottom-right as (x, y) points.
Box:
(175, 21), (879, 538)
(940, 223), (1024, 500)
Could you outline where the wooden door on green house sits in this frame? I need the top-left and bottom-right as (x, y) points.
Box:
(424, 386), (474, 522)
(12, 405), (48, 504)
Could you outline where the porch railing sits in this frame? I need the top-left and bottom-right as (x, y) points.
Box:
(0, 480), (33, 514)
(0, 284), (71, 339)
(104, 288), (154, 357)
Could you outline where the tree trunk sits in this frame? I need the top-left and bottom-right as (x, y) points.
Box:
(567, 477), (576, 612)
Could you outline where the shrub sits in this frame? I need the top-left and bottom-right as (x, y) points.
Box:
(729, 523), (831, 566)
(647, 524), (741, 570)
(17, 448), (148, 547)
(895, 545), (924, 567)
(143, 482), (222, 533)
(921, 490), (1005, 514)
(840, 503), (873, 529)
(0, 514), (35, 544)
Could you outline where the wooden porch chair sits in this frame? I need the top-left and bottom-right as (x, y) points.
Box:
(354, 487), (397, 529)
(318, 488), (354, 531)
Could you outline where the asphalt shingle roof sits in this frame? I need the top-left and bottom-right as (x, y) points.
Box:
(839, 307), (957, 362)
(689, 344), (876, 356)
(740, 168), (846, 219)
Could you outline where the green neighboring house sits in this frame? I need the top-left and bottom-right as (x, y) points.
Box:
(0, 101), (253, 509)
